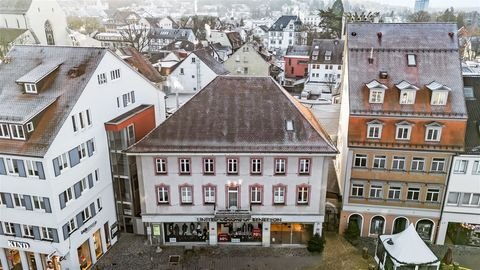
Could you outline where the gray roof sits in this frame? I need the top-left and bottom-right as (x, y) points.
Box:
(346, 23), (467, 118)
(150, 28), (194, 40)
(0, 0), (32, 14)
(192, 49), (229, 75)
(285, 45), (310, 56)
(0, 45), (107, 157)
(16, 60), (63, 84)
(269, 15), (301, 31)
(463, 76), (480, 154)
(128, 76), (337, 154)
(310, 39), (344, 65)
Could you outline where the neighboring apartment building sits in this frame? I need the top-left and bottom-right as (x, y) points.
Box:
(223, 43), (271, 76)
(127, 76), (337, 247)
(0, 0), (71, 45)
(168, 49), (229, 93)
(0, 45), (165, 270)
(267, 15), (306, 52)
(283, 45), (310, 86)
(436, 76), (480, 246)
(304, 39), (344, 96)
(336, 23), (467, 242)
(206, 30), (243, 53)
(149, 28), (196, 53)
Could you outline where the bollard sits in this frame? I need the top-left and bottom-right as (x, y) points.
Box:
(362, 247), (369, 259)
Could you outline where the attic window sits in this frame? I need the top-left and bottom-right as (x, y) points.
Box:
(464, 87), (475, 99)
(26, 122), (34, 132)
(407, 54), (416, 66)
(25, 83), (37, 94)
(286, 120), (294, 131)
(325, 51), (332, 61)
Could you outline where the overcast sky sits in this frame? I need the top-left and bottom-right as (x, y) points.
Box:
(365, 0), (480, 9)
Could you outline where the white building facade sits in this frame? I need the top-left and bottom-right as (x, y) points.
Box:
(0, 46), (165, 270)
(267, 15), (306, 53)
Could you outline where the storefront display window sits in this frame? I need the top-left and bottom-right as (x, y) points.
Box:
(217, 222), (262, 243)
(26, 252), (37, 270)
(7, 249), (21, 270)
(270, 223), (313, 245)
(104, 222), (111, 249)
(77, 240), (92, 270)
(40, 254), (61, 270)
(93, 229), (103, 259)
(164, 222), (208, 242)
(447, 222), (480, 246)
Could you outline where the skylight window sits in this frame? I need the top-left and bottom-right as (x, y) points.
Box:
(286, 120), (294, 131)
(464, 87), (475, 99)
(407, 54), (416, 66)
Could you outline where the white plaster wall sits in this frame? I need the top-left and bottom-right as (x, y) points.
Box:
(169, 53), (219, 93)
(25, 0), (71, 45)
(223, 44), (270, 76)
(0, 14), (28, 29)
(308, 64), (342, 83)
(206, 31), (231, 48)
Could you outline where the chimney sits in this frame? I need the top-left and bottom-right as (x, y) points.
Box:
(377, 32), (382, 40)
(448, 32), (454, 38)
(368, 48), (374, 64)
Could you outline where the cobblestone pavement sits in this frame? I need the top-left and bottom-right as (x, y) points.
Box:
(94, 232), (372, 270)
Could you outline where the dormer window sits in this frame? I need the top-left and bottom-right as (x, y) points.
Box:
(425, 122), (443, 142)
(407, 54), (416, 66)
(24, 83), (37, 94)
(325, 51), (331, 61)
(9, 124), (25, 140)
(366, 120), (384, 139)
(366, 80), (388, 104)
(426, 81), (450, 106)
(396, 81), (419, 105)
(395, 121), (413, 140)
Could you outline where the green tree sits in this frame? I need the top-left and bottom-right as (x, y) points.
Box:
(408, 11), (431, 22)
(437, 7), (456, 22)
(307, 233), (325, 253)
(317, 0), (344, 39)
(344, 221), (360, 243)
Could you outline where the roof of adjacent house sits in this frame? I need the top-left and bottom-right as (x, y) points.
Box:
(269, 15), (301, 31)
(310, 39), (344, 65)
(191, 49), (229, 75)
(0, 45), (107, 157)
(0, 0), (32, 14)
(0, 28), (30, 44)
(463, 76), (480, 154)
(150, 28), (194, 40)
(161, 40), (198, 52)
(116, 46), (164, 83)
(285, 45), (311, 57)
(226, 32), (243, 49)
(128, 76), (337, 154)
(259, 25), (269, 32)
(346, 23), (467, 118)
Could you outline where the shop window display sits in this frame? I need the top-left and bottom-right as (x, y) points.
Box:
(164, 222), (208, 242)
(217, 222), (262, 243)
(270, 223), (313, 245)
(94, 229), (103, 259)
(7, 249), (22, 269)
(77, 240), (93, 270)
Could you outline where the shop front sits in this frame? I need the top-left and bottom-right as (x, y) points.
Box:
(163, 222), (209, 243)
(93, 230), (103, 259)
(217, 222), (262, 243)
(77, 240), (92, 270)
(270, 223), (314, 245)
(0, 245), (63, 270)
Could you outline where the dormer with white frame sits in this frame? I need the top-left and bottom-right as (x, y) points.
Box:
(395, 80), (419, 105)
(366, 119), (384, 139)
(426, 81), (451, 106)
(425, 122), (444, 142)
(395, 120), (414, 141)
(15, 61), (63, 94)
(366, 80), (388, 104)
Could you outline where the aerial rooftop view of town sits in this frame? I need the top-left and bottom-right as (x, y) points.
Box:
(0, 0), (479, 269)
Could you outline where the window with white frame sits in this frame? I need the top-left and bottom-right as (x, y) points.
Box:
(180, 186), (193, 204)
(203, 158), (215, 175)
(122, 91), (135, 107)
(157, 185), (169, 204)
(431, 158), (446, 172)
(78, 142), (88, 160)
(274, 158), (286, 175)
(351, 183), (364, 197)
(369, 90), (385, 103)
(297, 186), (309, 204)
(461, 193), (480, 206)
(388, 186), (401, 200)
(3, 222), (15, 235)
(431, 91), (448, 105)
(369, 185), (383, 198)
(447, 192), (459, 204)
(64, 187), (73, 204)
(453, 159), (468, 174)
(411, 157), (425, 172)
(67, 218), (77, 234)
(13, 194), (25, 208)
(367, 123), (382, 139)
(32, 196), (45, 210)
(97, 73), (107, 84)
(23, 225), (34, 238)
(399, 90), (416, 104)
(426, 188), (440, 202)
(41, 227), (53, 240)
(80, 178), (88, 193)
(407, 187), (420, 201)
(97, 197), (102, 211)
(407, 54), (416, 66)
(370, 216), (385, 235)
(473, 161), (480, 175)
(273, 185), (286, 204)
(155, 158), (167, 174)
(395, 123), (412, 140)
(110, 69), (121, 80)
(203, 186), (216, 204)
(250, 186), (262, 204)
(179, 158), (191, 175)
(57, 153), (69, 173)
(299, 158), (311, 175)
(227, 158), (238, 174)
(6, 158), (20, 175)
(26, 122), (34, 132)
(0, 123), (10, 138)
(251, 158), (262, 174)
(81, 207), (91, 222)
(392, 156), (406, 170)
(25, 83), (37, 93)
(373, 155), (387, 169)
(425, 125), (442, 142)
(10, 124), (25, 140)
(354, 154), (368, 168)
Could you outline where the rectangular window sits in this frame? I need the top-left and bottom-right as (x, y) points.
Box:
(367, 125), (382, 139)
(203, 186), (216, 204)
(227, 158), (238, 175)
(426, 189), (440, 202)
(407, 54), (416, 66)
(180, 186), (193, 204)
(64, 188), (73, 204)
(58, 153), (69, 173)
(26, 122), (34, 132)
(453, 159), (468, 174)
(71, 115), (78, 132)
(86, 109), (92, 126)
(79, 112), (85, 129)
(157, 186), (169, 204)
(473, 161), (480, 175)
(351, 183), (364, 197)
(400, 90), (416, 104)
(369, 90), (384, 103)
(299, 158), (311, 175)
(23, 225), (34, 238)
(24, 160), (39, 177)
(10, 124), (25, 140)
(250, 186), (262, 204)
(431, 92), (448, 105)
(461, 193), (480, 206)
(297, 186), (309, 204)
(78, 142), (88, 160)
(13, 194), (25, 208)
(155, 158), (167, 174)
(97, 73), (107, 84)
(203, 158), (215, 175)
(191, 57), (196, 63)
(110, 69), (121, 80)
(447, 192), (459, 204)
(354, 154), (368, 168)
(396, 126), (411, 140)
(6, 158), (20, 175)
(273, 186), (286, 204)
(180, 68), (184, 75)
(0, 123), (10, 138)
(122, 91), (135, 107)
(369, 185), (383, 199)
(407, 188), (420, 201)
(388, 186), (401, 200)
(97, 197), (102, 210)
(426, 127), (441, 141)
(411, 157), (425, 172)
(41, 227), (53, 240)
(3, 222), (15, 235)
(67, 218), (77, 234)
(431, 158), (446, 172)
(25, 83), (37, 93)
(274, 158), (286, 175)
(373, 155), (386, 169)
(81, 207), (91, 222)
(80, 178), (88, 193)
(178, 158), (191, 175)
(392, 156), (406, 170)
(32, 196), (45, 210)
(250, 158), (262, 175)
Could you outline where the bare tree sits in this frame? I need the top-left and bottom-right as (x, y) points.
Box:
(119, 24), (152, 53)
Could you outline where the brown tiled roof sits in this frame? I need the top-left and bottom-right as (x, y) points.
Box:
(347, 23), (467, 118)
(117, 46), (163, 83)
(0, 45), (107, 157)
(310, 39), (344, 65)
(128, 76), (337, 154)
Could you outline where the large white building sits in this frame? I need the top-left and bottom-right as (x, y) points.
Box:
(0, 45), (165, 270)
(267, 15), (307, 53)
(128, 76), (337, 247)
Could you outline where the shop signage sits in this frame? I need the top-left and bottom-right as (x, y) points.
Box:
(111, 222), (119, 238)
(81, 221), (97, 234)
(152, 224), (161, 236)
(169, 238), (177, 243)
(8, 240), (30, 249)
(197, 217), (282, 223)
